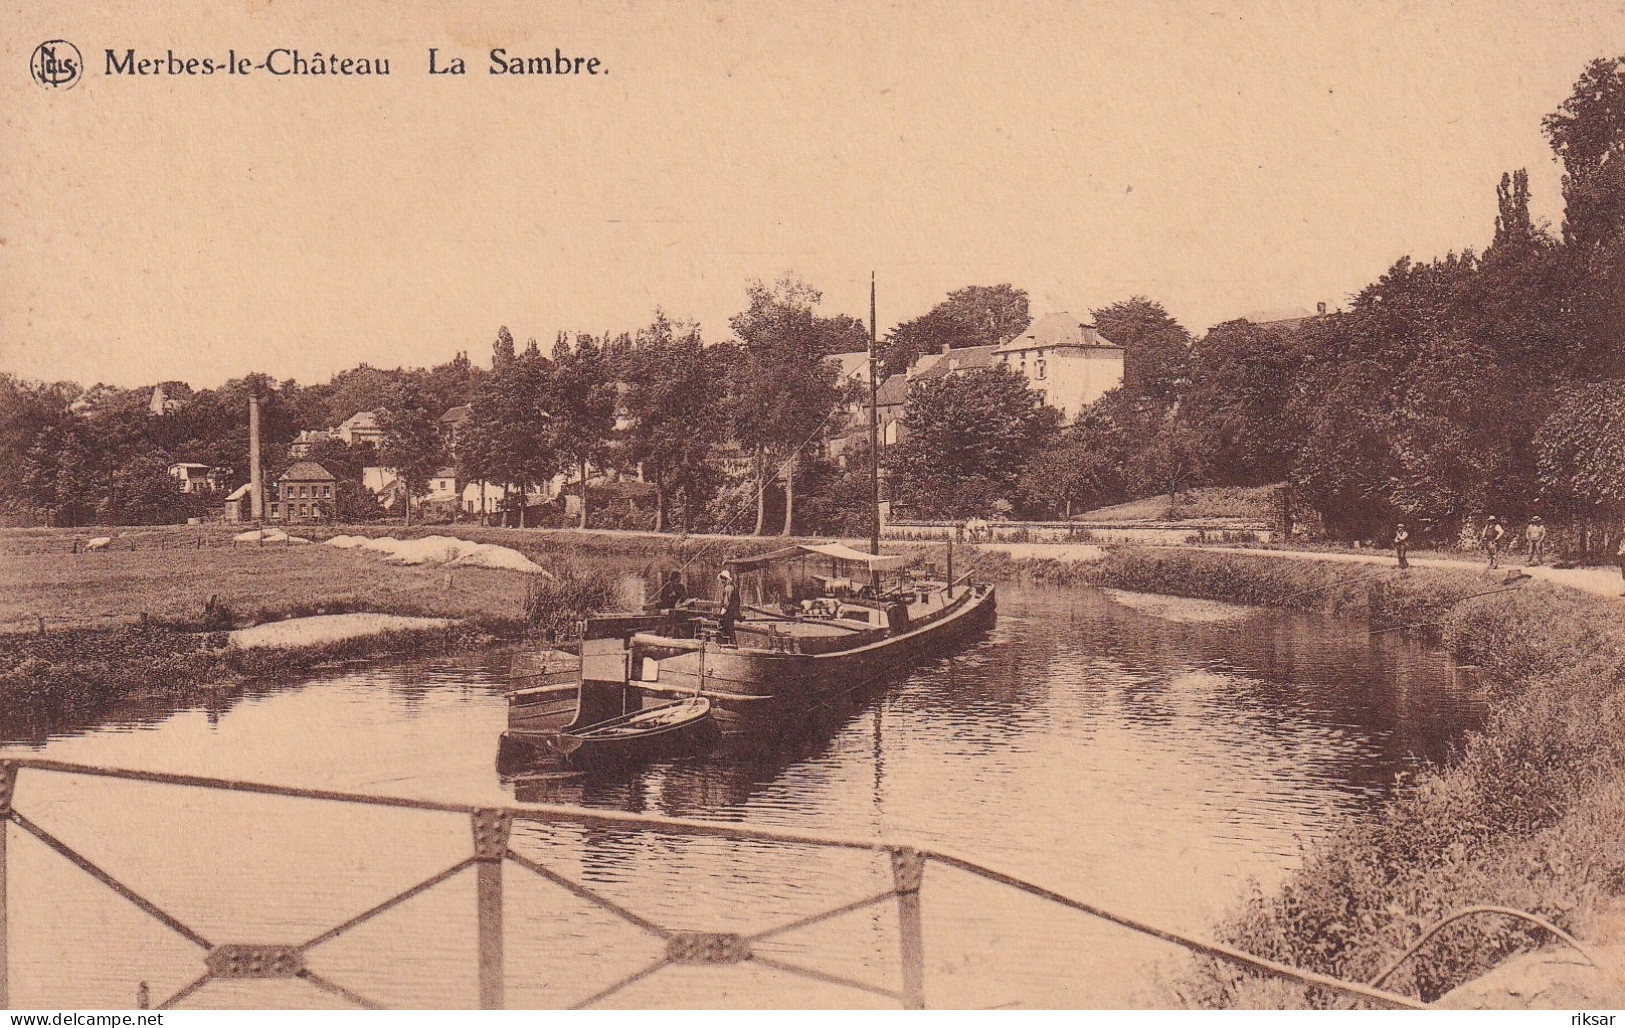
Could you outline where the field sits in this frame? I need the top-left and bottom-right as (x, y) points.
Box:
(1075, 484), (1280, 525)
(0, 523), (806, 635)
(0, 533), (532, 634)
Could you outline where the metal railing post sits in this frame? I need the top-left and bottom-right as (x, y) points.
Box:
(471, 809), (512, 1010)
(0, 763), (11, 1013)
(0, 762), (14, 1010)
(890, 847), (925, 1009)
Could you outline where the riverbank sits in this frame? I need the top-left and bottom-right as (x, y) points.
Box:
(974, 546), (1625, 1007)
(0, 524), (813, 724)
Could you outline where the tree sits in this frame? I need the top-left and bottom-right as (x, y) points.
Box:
(462, 336), (554, 526)
(727, 276), (847, 535)
(1092, 297), (1191, 401)
(1492, 169), (1538, 254)
(1016, 429), (1122, 519)
(550, 332), (619, 529)
(880, 284), (1030, 377)
(621, 311), (725, 532)
(1543, 55), (1625, 251)
(0, 374), (80, 521)
(1536, 381), (1625, 550)
(107, 450), (194, 526)
(378, 381), (444, 526)
(888, 365), (1061, 518)
(1182, 319), (1307, 485)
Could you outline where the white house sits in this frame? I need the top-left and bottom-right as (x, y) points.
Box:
(335, 411), (386, 447)
(460, 481), (548, 517)
(288, 429), (331, 457)
(167, 462), (217, 493)
(428, 467), (459, 503)
(994, 313), (1123, 421)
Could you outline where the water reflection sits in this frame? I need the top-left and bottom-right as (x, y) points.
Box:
(1, 583), (1488, 1008)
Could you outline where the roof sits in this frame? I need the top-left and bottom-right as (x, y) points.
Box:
(728, 543), (911, 573)
(432, 466), (457, 479)
(998, 313), (1121, 353)
(169, 462), (211, 471)
(827, 351), (873, 383)
(224, 484), (252, 501)
(875, 374), (909, 407)
(340, 411), (380, 429)
(909, 344), (999, 382)
(278, 461), (337, 482)
(439, 405), (471, 424)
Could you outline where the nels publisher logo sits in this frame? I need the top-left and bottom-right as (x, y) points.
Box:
(30, 40), (82, 90)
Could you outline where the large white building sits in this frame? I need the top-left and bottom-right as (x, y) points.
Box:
(994, 313), (1124, 421)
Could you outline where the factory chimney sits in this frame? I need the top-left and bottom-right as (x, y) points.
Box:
(249, 391), (264, 522)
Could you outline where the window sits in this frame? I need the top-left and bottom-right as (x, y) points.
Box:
(1035, 358), (1046, 380)
(323, 485), (332, 498)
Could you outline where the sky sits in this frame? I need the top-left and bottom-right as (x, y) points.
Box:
(3, 0), (1623, 389)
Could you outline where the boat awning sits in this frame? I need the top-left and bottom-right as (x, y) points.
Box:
(727, 543), (911, 573)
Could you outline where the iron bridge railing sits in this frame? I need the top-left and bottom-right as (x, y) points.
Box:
(0, 757), (1446, 1010)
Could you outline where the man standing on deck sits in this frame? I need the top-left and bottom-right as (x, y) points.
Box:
(1394, 523), (1410, 569)
(1481, 516), (1505, 570)
(655, 569), (687, 610)
(717, 569), (740, 643)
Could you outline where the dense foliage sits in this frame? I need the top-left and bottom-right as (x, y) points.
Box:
(1, 55), (1621, 546)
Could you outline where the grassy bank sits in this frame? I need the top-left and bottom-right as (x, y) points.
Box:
(0, 523), (664, 724)
(979, 545), (1625, 1006)
(0, 524), (787, 635)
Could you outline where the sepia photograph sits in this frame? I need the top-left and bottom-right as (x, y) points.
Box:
(2, 0), (1624, 1013)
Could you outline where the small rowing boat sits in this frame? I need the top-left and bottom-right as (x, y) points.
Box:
(499, 696), (717, 770)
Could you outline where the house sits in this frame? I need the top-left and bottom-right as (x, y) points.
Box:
(335, 411), (385, 447)
(362, 466), (398, 496)
(1240, 302), (1331, 333)
(167, 462), (218, 494)
(908, 343), (1000, 384)
(222, 483), (253, 523)
(148, 384), (187, 416)
(825, 371), (911, 466)
(288, 429), (331, 458)
(439, 405), (471, 453)
(827, 350), (875, 387)
(994, 313), (1124, 421)
(269, 461), (337, 523)
(875, 373), (909, 448)
(459, 481), (548, 519)
(424, 467), (460, 512)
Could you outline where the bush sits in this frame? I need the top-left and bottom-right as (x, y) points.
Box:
(522, 565), (615, 640)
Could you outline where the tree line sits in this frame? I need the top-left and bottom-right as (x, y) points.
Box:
(2, 55), (1621, 551)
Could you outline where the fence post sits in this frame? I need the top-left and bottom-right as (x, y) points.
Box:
(0, 762), (15, 1010)
(890, 846), (926, 1010)
(471, 809), (512, 1010)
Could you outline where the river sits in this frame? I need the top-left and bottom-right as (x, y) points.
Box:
(0, 582), (1487, 1009)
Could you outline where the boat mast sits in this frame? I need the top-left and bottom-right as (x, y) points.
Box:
(868, 271), (881, 556)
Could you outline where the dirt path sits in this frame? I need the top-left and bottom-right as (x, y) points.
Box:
(972, 539), (1624, 601)
(1183, 545), (1625, 601)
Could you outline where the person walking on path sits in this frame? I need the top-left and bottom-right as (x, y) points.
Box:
(1394, 523), (1410, 569)
(1525, 516), (1548, 566)
(1481, 516), (1505, 570)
